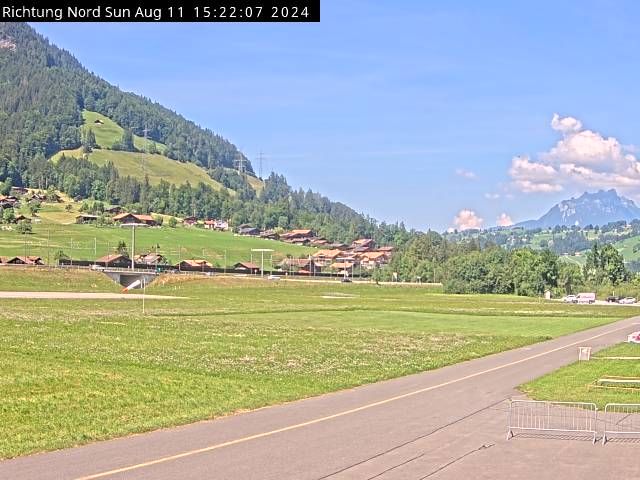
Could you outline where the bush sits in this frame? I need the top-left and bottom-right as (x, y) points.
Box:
(16, 220), (32, 235)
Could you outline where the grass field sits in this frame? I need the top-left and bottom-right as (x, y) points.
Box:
(521, 343), (640, 407)
(81, 111), (168, 153)
(0, 268), (633, 458)
(0, 205), (313, 266)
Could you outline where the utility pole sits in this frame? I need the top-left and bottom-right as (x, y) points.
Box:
(131, 225), (136, 270)
(258, 150), (264, 179)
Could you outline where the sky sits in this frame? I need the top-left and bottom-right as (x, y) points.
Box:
(32, 0), (640, 231)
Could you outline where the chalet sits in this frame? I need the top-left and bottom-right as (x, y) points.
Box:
(134, 253), (167, 265)
(278, 258), (320, 275)
(351, 238), (375, 250)
(27, 193), (46, 203)
(281, 229), (315, 243)
(312, 249), (342, 267)
(378, 246), (394, 254)
(233, 261), (260, 274)
(183, 216), (198, 227)
(75, 214), (99, 224)
(330, 261), (356, 276)
(238, 226), (260, 236)
(10, 186), (27, 195)
(326, 242), (349, 251)
(260, 229), (279, 240)
(0, 195), (18, 207)
(310, 238), (329, 247)
(204, 219), (229, 231)
(2, 256), (44, 265)
(113, 213), (157, 227)
(13, 214), (30, 223)
(95, 254), (130, 268)
(176, 259), (213, 270)
(360, 251), (389, 269)
(105, 206), (124, 215)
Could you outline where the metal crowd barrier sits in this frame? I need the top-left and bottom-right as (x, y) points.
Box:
(602, 403), (640, 445)
(507, 400), (598, 443)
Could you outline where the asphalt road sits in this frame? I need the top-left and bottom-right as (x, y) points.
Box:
(0, 292), (182, 300)
(2, 315), (640, 480)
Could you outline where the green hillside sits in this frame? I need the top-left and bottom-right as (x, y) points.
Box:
(51, 110), (229, 191)
(81, 111), (167, 153)
(0, 203), (313, 267)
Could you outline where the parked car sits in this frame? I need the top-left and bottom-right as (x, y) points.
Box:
(606, 295), (622, 303)
(341, 277), (352, 283)
(619, 297), (637, 305)
(267, 275), (281, 281)
(562, 295), (577, 303)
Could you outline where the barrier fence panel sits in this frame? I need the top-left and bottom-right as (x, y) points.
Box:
(507, 400), (598, 443)
(602, 403), (640, 445)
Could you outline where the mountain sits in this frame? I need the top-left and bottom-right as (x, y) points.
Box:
(516, 189), (640, 229)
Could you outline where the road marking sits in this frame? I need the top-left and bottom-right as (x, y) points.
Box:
(76, 322), (634, 480)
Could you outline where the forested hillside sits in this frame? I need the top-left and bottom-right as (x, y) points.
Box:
(0, 21), (249, 186)
(0, 22), (409, 245)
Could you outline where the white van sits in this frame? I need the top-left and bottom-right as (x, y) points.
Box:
(576, 292), (596, 304)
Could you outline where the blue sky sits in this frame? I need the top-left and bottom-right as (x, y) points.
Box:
(33, 0), (640, 231)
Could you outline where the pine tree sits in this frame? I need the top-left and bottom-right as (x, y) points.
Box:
(83, 128), (97, 153)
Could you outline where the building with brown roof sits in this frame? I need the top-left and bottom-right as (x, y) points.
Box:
(113, 213), (157, 226)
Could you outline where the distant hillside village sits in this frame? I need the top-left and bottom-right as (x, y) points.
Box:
(0, 187), (394, 276)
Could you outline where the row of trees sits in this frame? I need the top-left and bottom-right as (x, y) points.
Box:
(382, 232), (630, 296)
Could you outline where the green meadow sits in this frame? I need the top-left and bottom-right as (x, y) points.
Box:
(0, 203), (313, 266)
(0, 268), (631, 458)
(522, 342), (640, 407)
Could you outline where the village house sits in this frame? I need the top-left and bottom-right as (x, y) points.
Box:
(10, 186), (28, 195)
(326, 242), (349, 251)
(360, 251), (389, 269)
(280, 229), (315, 243)
(312, 249), (342, 267)
(134, 253), (167, 265)
(351, 238), (376, 251)
(238, 226), (260, 236)
(0, 256), (44, 265)
(233, 261), (260, 274)
(330, 261), (356, 276)
(95, 254), (130, 268)
(13, 214), (30, 223)
(204, 219), (229, 231)
(113, 213), (157, 227)
(0, 195), (19, 208)
(75, 214), (99, 224)
(260, 229), (279, 240)
(175, 259), (213, 271)
(105, 205), (124, 215)
(278, 257), (320, 275)
(310, 238), (329, 247)
(182, 216), (198, 227)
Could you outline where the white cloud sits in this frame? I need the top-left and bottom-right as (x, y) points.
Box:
(509, 114), (640, 194)
(484, 193), (501, 199)
(496, 213), (513, 227)
(452, 209), (483, 231)
(455, 168), (476, 179)
(551, 113), (582, 134)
